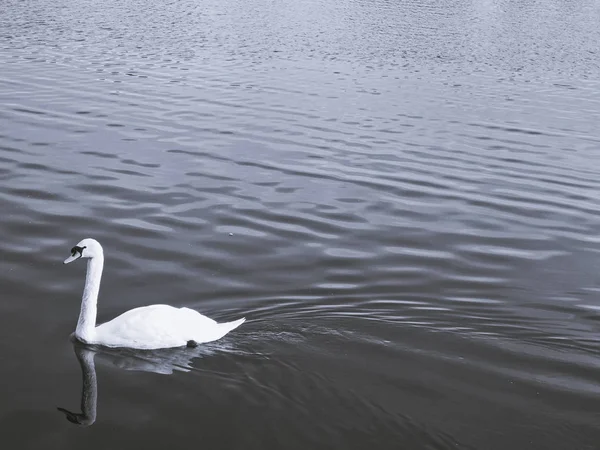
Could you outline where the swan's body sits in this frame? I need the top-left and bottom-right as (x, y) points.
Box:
(93, 305), (245, 349)
(64, 238), (245, 350)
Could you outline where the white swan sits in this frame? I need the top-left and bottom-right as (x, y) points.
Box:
(63, 238), (245, 350)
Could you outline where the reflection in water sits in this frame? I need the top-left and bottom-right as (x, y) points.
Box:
(57, 344), (97, 426)
(57, 340), (216, 426)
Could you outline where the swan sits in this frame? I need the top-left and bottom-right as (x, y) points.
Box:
(63, 238), (245, 350)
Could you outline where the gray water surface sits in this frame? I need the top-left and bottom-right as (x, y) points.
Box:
(1, 0), (600, 448)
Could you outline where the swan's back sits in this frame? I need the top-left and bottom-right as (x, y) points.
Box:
(94, 305), (245, 349)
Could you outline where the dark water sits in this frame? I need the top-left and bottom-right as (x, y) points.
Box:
(1, 0), (600, 448)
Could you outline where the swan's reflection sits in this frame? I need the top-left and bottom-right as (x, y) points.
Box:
(57, 343), (97, 426)
(57, 340), (219, 426)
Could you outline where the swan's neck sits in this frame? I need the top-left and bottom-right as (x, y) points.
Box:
(75, 255), (104, 343)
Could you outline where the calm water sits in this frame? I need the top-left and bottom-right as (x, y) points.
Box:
(1, 0), (600, 448)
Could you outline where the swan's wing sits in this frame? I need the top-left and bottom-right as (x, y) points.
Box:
(95, 305), (219, 349)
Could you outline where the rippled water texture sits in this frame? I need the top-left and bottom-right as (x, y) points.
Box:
(1, 0), (600, 448)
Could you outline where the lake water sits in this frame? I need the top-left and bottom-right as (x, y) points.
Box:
(1, 0), (600, 448)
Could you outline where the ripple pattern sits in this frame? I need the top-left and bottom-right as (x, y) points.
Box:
(1, 0), (600, 448)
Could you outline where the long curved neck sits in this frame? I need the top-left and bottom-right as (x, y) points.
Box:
(75, 254), (104, 343)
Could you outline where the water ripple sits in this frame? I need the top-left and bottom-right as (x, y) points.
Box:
(1, 0), (600, 447)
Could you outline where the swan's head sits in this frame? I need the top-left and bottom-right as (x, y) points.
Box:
(64, 238), (103, 264)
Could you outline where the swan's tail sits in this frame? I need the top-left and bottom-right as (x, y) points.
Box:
(211, 317), (246, 341)
(218, 317), (246, 333)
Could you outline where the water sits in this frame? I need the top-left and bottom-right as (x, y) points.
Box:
(1, 0), (600, 448)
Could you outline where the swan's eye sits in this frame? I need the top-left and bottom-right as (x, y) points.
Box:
(70, 245), (87, 257)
